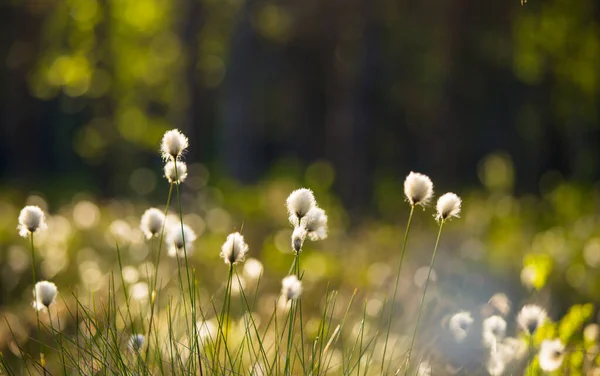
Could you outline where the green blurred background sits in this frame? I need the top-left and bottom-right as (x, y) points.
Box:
(1, 0), (600, 342)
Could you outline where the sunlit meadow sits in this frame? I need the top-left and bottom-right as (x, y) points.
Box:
(1, 131), (600, 375)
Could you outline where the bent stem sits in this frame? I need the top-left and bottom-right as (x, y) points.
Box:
(405, 220), (445, 374)
(381, 205), (415, 373)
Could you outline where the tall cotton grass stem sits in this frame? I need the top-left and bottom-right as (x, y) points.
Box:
(381, 205), (415, 374)
(144, 183), (173, 363)
(215, 265), (235, 372)
(406, 220), (445, 374)
(47, 308), (67, 375)
(173, 159), (203, 376)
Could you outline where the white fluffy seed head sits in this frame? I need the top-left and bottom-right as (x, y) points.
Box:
(539, 339), (565, 372)
(286, 188), (316, 226)
(160, 129), (189, 161)
(482, 315), (507, 348)
(486, 351), (506, 376)
(164, 161), (188, 184)
(281, 275), (302, 301)
(517, 304), (547, 335)
(129, 334), (145, 352)
(435, 192), (462, 222)
(166, 223), (197, 258)
(291, 226), (307, 254)
(33, 281), (58, 311)
(220, 232), (249, 265)
(140, 208), (165, 239)
(404, 172), (434, 207)
(300, 207), (328, 241)
(18, 205), (47, 238)
(448, 311), (474, 343)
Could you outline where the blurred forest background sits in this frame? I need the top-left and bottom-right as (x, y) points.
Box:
(1, 0), (600, 323)
(1, 0), (599, 210)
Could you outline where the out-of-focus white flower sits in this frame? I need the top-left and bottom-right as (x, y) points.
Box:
(501, 337), (528, 361)
(287, 188), (316, 226)
(488, 293), (511, 317)
(404, 172), (434, 207)
(486, 351), (506, 376)
(291, 226), (307, 253)
(129, 334), (145, 352)
(301, 207), (328, 241)
(243, 258), (264, 280)
(448, 311), (474, 343)
(33, 281), (58, 311)
(18, 206), (47, 238)
(435, 193), (461, 222)
(140, 208), (165, 239)
(585, 323), (600, 342)
(196, 320), (217, 344)
(482, 315), (507, 349)
(160, 129), (189, 161)
(539, 339), (565, 372)
(517, 304), (547, 335)
(166, 223), (197, 258)
(281, 275), (302, 301)
(164, 161), (188, 184)
(220, 232), (249, 265)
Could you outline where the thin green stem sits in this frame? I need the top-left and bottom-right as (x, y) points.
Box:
(405, 220), (444, 374)
(381, 205), (415, 373)
(47, 309), (68, 375)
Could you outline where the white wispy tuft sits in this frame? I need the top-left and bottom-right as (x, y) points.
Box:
(517, 304), (547, 335)
(291, 226), (307, 254)
(404, 172), (434, 207)
(482, 315), (507, 350)
(33, 281), (58, 311)
(160, 129), (189, 161)
(448, 311), (474, 343)
(488, 293), (511, 316)
(140, 208), (165, 239)
(301, 207), (328, 241)
(129, 334), (145, 352)
(281, 275), (302, 300)
(220, 232), (249, 265)
(164, 161), (188, 184)
(18, 205), (47, 238)
(286, 188), (316, 226)
(435, 192), (462, 222)
(539, 339), (565, 372)
(166, 223), (197, 258)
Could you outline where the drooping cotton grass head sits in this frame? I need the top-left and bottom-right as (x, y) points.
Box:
(18, 205), (47, 238)
(160, 129), (189, 161)
(539, 339), (565, 372)
(128, 334), (145, 352)
(291, 226), (307, 254)
(164, 161), (188, 184)
(220, 232), (249, 265)
(404, 172), (434, 207)
(435, 193), (462, 222)
(281, 275), (302, 301)
(140, 208), (165, 239)
(286, 188), (316, 226)
(517, 304), (547, 335)
(166, 223), (197, 258)
(33, 281), (58, 311)
(301, 207), (328, 241)
(482, 315), (507, 349)
(448, 311), (474, 343)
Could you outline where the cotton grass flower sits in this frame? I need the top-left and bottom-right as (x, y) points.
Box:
(482, 315), (507, 349)
(33, 281), (58, 311)
(404, 172), (434, 207)
(291, 225), (307, 253)
(486, 351), (506, 376)
(281, 275), (302, 300)
(517, 304), (547, 335)
(160, 129), (188, 161)
(164, 161), (188, 184)
(166, 223), (197, 258)
(287, 188), (316, 226)
(128, 334), (145, 352)
(18, 205), (47, 237)
(435, 193), (462, 222)
(448, 311), (474, 342)
(301, 207), (328, 241)
(220, 232), (249, 265)
(140, 208), (165, 239)
(539, 339), (565, 372)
